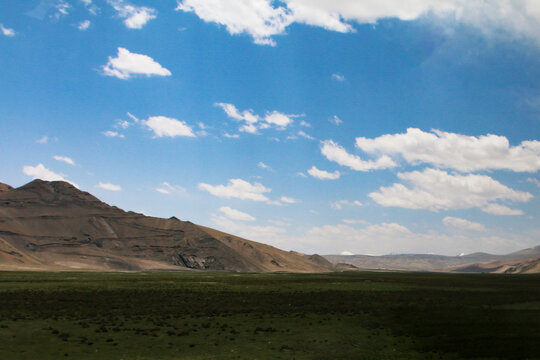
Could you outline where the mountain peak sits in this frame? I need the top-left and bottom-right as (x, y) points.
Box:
(0, 182), (13, 193)
(12, 179), (102, 205)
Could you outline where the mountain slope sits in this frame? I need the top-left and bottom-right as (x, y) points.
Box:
(0, 180), (332, 272)
(451, 255), (540, 274)
(325, 246), (540, 273)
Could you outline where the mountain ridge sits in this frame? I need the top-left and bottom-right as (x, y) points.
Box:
(0, 179), (333, 273)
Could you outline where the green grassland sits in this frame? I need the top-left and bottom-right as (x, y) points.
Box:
(0, 271), (539, 359)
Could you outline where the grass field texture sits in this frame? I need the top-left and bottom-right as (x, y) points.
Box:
(0, 271), (539, 359)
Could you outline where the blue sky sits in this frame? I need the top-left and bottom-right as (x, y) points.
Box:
(1, 0), (540, 256)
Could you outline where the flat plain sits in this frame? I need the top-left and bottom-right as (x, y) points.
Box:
(0, 271), (539, 359)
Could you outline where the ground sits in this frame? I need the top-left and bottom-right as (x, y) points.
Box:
(0, 271), (539, 359)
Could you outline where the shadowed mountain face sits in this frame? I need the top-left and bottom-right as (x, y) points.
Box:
(0, 180), (333, 272)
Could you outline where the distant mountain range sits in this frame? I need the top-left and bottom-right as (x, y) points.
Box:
(1, 179), (538, 274)
(324, 246), (540, 274)
(0, 179), (334, 272)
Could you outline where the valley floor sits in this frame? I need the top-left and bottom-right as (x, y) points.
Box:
(0, 271), (539, 359)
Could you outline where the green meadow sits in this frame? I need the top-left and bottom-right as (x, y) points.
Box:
(0, 271), (539, 359)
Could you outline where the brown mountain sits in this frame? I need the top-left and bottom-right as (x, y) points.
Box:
(0, 179), (333, 272)
(450, 255), (540, 274)
(324, 245), (540, 273)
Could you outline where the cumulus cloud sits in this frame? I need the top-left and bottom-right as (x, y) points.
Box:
(224, 133), (240, 139)
(355, 128), (540, 173)
(369, 168), (532, 213)
(199, 178), (271, 202)
(219, 206), (256, 221)
(321, 140), (397, 171)
(264, 111), (294, 129)
(176, 0), (540, 46)
(102, 47), (171, 80)
(108, 0), (157, 29)
(176, 0), (293, 46)
(301, 221), (533, 256)
(155, 182), (185, 195)
(0, 24), (15, 37)
(142, 116), (195, 138)
(215, 102), (297, 134)
(23, 164), (77, 187)
(77, 20), (91, 30)
(97, 182), (121, 191)
(307, 166), (341, 180)
(53, 155), (75, 166)
(443, 216), (486, 231)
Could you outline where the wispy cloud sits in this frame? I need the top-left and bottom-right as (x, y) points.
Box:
(307, 166), (341, 180)
(97, 182), (122, 191)
(53, 155), (75, 166)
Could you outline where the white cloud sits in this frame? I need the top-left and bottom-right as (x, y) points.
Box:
(143, 116), (195, 138)
(77, 20), (91, 30)
(176, 0), (540, 46)
(264, 111), (294, 129)
(23, 164), (77, 187)
(53, 155), (75, 166)
(331, 73), (345, 81)
(224, 133), (240, 139)
(219, 206), (256, 221)
(301, 221), (533, 256)
(355, 128), (540, 173)
(297, 130), (315, 140)
(97, 182), (122, 191)
(481, 203), (524, 216)
(340, 250), (354, 255)
(280, 196), (297, 204)
(0, 24), (15, 37)
(369, 168), (532, 212)
(321, 140), (397, 171)
(296, 171), (307, 177)
(155, 182), (185, 195)
(329, 115), (343, 125)
(257, 162), (272, 171)
(176, 0), (293, 46)
(108, 0), (157, 29)
(331, 199), (362, 210)
(215, 103), (296, 134)
(102, 47), (171, 80)
(443, 216), (486, 231)
(299, 120), (311, 127)
(307, 166), (341, 180)
(199, 178), (271, 202)
(103, 130), (125, 138)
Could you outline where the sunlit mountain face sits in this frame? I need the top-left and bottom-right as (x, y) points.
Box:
(1, 0), (539, 256)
